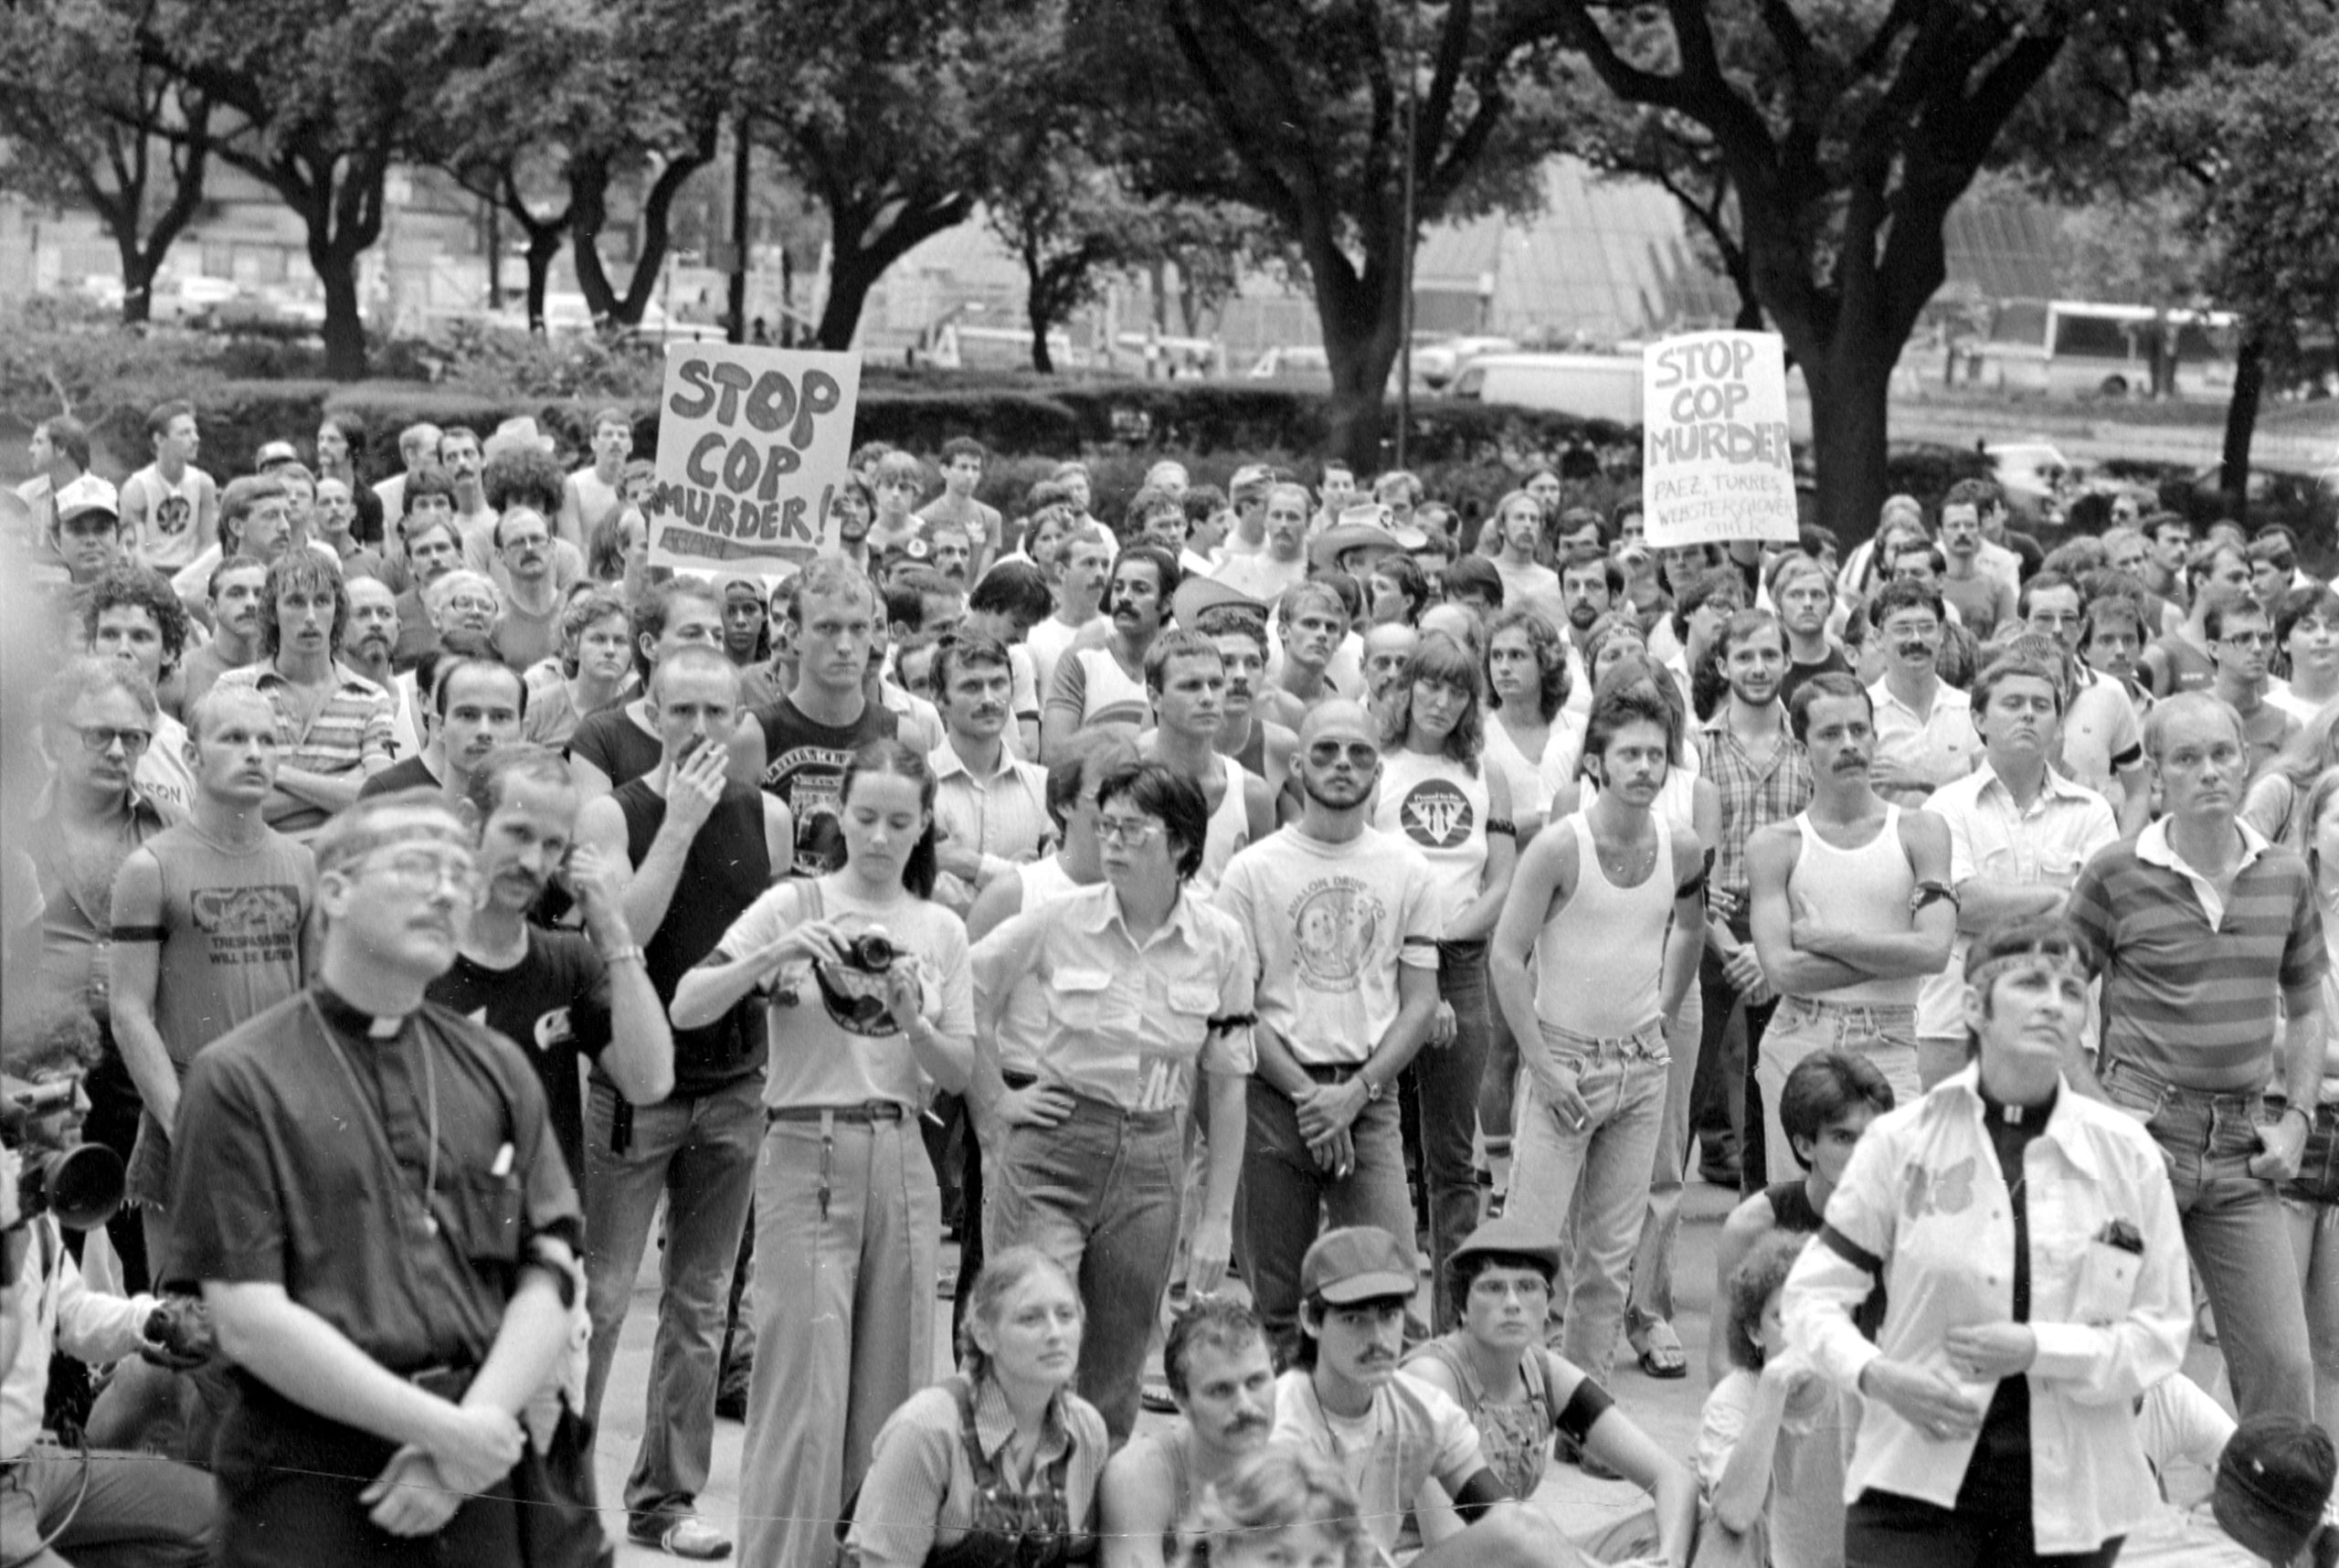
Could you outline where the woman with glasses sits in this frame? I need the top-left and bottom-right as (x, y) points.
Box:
(1376, 633), (1517, 1331)
(968, 760), (1254, 1443)
(844, 1248), (1107, 1568)
(1403, 1217), (1699, 1567)
(670, 739), (976, 1568)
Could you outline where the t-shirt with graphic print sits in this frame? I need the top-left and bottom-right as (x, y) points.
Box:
(428, 927), (612, 1182)
(751, 694), (900, 876)
(1372, 749), (1493, 927)
(1213, 824), (1439, 1068)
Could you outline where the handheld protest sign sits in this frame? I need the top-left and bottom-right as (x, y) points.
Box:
(1640, 331), (1800, 547)
(650, 343), (862, 576)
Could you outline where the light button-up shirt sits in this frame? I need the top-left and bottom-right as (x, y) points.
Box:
(1783, 1066), (2190, 1556)
(928, 740), (1052, 916)
(972, 883), (1254, 1114)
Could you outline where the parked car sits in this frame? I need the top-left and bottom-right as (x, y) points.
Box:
(1412, 335), (1519, 388)
(149, 275), (241, 325)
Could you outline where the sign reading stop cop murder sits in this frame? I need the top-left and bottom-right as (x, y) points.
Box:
(649, 342), (862, 577)
(1640, 331), (1800, 547)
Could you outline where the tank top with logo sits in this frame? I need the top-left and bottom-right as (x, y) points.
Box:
(1374, 749), (1491, 927)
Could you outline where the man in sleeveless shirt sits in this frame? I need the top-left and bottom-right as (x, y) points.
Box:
(730, 559), (899, 876)
(1491, 682), (1705, 1384)
(2143, 540), (2249, 698)
(1098, 1296), (1278, 1568)
(574, 648), (792, 1560)
(1043, 543), (1179, 761)
(1139, 631), (1275, 895)
(109, 685), (314, 1267)
(1748, 673), (1954, 1186)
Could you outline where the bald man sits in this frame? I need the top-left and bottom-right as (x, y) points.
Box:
(1212, 701), (1444, 1352)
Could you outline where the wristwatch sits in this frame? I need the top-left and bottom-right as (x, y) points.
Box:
(1359, 1073), (1382, 1103)
(600, 944), (647, 969)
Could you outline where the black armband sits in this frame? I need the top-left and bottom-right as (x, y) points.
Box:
(1486, 817), (1518, 839)
(1674, 864), (1709, 902)
(1911, 880), (1958, 912)
(1205, 1012), (1256, 1035)
(1554, 1376), (1616, 1445)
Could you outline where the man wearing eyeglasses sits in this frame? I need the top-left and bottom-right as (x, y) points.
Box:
(163, 790), (585, 1562)
(1212, 700), (1442, 1356)
(2205, 598), (2300, 774)
(29, 658), (179, 1292)
(490, 506), (563, 670)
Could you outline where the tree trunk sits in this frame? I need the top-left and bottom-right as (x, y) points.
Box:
(2221, 329), (2268, 522)
(1026, 255), (1058, 373)
(815, 245), (883, 351)
(524, 227), (562, 333)
(1802, 336), (1896, 542)
(1313, 253), (1405, 473)
(117, 236), (156, 326)
(316, 245), (367, 379)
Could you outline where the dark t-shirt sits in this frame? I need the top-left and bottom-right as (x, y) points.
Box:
(567, 706), (661, 789)
(164, 985), (582, 1375)
(612, 778), (773, 1095)
(357, 754), (439, 799)
(428, 930), (613, 1184)
(752, 695), (899, 875)
(1777, 648), (1854, 714)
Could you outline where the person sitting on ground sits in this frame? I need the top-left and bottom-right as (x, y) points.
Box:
(1268, 1225), (1593, 1568)
(1172, 1444), (1377, 1568)
(844, 1248), (1108, 1568)
(1697, 1230), (1849, 1568)
(1402, 1215), (1699, 1567)
(1099, 1295), (1279, 1568)
(1707, 1050), (1894, 1384)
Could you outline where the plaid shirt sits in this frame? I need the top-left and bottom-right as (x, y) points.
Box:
(1697, 712), (1813, 910)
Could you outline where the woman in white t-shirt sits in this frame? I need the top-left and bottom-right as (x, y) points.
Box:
(1375, 631), (1518, 1331)
(670, 739), (975, 1568)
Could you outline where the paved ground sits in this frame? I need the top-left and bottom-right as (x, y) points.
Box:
(589, 1178), (1747, 1563)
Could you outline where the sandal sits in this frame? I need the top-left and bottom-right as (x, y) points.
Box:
(1635, 1322), (1688, 1380)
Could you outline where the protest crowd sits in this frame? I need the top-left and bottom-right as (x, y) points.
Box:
(5, 394), (2339, 1568)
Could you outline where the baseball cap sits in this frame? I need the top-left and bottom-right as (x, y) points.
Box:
(2214, 1414), (2335, 1564)
(53, 474), (120, 524)
(1299, 1226), (1417, 1306)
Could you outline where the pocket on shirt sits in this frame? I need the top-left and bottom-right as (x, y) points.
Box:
(1053, 967), (1114, 1032)
(449, 1173), (526, 1267)
(1166, 978), (1220, 1031)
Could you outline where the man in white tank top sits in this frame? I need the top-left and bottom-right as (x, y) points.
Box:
(1490, 682), (1706, 1385)
(1747, 673), (1954, 1183)
(1139, 632), (1275, 895)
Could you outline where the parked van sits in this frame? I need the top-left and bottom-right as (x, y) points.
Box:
(1451, 350), (1812, 439)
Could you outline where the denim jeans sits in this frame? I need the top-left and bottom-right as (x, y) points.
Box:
(1625, 985), (1704, 1349)
(1757, 996), (1921, 1184)
(2098, 1057), (2314, 1422)
(1235, 1077), (1414, 1356)
(739, 1113), (937, 1568)
(990, 1095), (1185, 1443)
(581, 1075), (763, 1525)
(1420, 940), (1492, 1332)
(1509, 1022), (1668, 1383)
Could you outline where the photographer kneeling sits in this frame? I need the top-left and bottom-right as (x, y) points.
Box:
(4, 1008), (216, 1567)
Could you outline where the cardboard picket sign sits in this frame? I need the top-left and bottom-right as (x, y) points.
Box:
(1640, 331), (1800, 546)
(649, 343), (863, 577)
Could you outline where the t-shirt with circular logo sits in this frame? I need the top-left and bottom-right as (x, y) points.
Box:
(1373, 748), (1492, 926)
(428, 928), (613, 1181)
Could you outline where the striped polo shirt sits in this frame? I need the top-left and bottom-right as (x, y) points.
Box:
(2067, 819), (2323, 1091)
(214, 662), (396, 839)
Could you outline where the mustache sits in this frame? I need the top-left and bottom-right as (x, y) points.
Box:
(1894, 641), (1933, 659)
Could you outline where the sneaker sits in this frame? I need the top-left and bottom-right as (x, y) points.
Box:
(629, 1511), (733, 1560)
